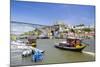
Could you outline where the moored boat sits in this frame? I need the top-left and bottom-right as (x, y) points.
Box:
(55, 43), (86, 52)
(22, 47), (45, 57)
(54, 37), (87, 52)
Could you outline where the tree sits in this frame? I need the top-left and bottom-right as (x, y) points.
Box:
(70, 29), (75, 33)
(76, 24), (85, 27)
(11, 35), (17, 41)
(82, 28), (92, 33)
(70, 29), (75, 37)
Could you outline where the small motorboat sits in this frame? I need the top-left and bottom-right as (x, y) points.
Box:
(22, 48), (45, 57)
(22, 49), (32, 57)
(54, 37), (87, 52)
(32, 49), (44, 62)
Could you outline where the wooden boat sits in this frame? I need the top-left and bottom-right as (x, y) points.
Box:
(55, 43), (86, 52)
(28, 36), (37, 47)
(54, 37), (87, 52)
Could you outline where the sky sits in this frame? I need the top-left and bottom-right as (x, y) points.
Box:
(11, 0), (95, 26)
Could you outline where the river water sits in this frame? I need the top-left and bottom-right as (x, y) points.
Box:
(11, 39), (95, 66)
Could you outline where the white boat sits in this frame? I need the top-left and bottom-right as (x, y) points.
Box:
(22, 47), (45, 57)
(22, 49), (32, 57)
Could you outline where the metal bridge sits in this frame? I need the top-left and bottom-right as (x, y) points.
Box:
(11, 21), (49, 28)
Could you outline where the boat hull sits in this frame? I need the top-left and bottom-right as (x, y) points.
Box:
(55, 44), (86, 52)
